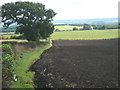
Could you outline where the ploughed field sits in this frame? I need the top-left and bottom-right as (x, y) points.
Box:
(30, 39), (118, 88)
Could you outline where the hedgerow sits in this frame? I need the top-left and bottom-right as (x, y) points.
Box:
(2, 44), (17, 87)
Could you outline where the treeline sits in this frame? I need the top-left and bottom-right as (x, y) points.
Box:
(54, 23), (119, 32)
(105, 25), (120, 29)
(2, 44), (15, 87)
(75, 24), (119, 30)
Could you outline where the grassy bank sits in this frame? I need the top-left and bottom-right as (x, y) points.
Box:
(51, 29), (119, 40)
(9, 40), (52, 88)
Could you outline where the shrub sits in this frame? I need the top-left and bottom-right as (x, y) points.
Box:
(83, 24), (92, 30)
(73, 27), (78, 30)
(2, 44), (16, 88)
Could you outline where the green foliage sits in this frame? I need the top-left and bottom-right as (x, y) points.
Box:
(105, 25), (118, 29)
(97, 25), (107, 30)
(10, 41), (52, 88)
(2, 40), (52, 88)
(2, 44), (14, 57)
(21, 21), (54, 41)
(83, 24), (92, 30)
(92, 25), (97, 29)
(73, 27), (78, 30)
(2, 44), (15, 87)
(2, 1), (56, 41)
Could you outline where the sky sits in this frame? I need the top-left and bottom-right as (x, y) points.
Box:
(0, 0), (119, 20)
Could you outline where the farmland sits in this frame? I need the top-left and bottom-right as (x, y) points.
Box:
(55, 25), (83, 30)
(51, 29), (119, 40)
(1, 27), (119, 88)
(1, 0), (119, 89)
(30, 39), (118, 88)
(1, 29), (119, 40)
(29, 28), (119, 88)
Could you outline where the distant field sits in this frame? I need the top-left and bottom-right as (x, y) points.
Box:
(51, 29), (119, 40)
(1, 34), (20, 39)
(55, 25), (83, 30)
(1, 29), (119, 41)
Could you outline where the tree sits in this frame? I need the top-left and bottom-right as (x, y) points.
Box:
(73, 27), (78, 30)
(2, 1), (56, 41)
(97, 25), (107, 30)
(92, 25), (97, 29)
(102, 25), (107, 30)
(83, 24), (92, 30)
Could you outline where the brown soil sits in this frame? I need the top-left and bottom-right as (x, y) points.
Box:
(30, 39), (118, 88)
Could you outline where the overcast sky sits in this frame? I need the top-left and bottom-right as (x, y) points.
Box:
(0, 0), (119, 20)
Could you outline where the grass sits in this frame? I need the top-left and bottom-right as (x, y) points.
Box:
(51, 29), (119, 40)
(10, 40), (52, 88)
(55, 25), (83, 30)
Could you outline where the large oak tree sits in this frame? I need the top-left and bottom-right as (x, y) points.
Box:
(2, 1), (56, 41)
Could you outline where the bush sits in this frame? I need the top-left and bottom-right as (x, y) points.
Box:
(73, 27), (78, 30)
(83, 24), (92, 30)
(2, 44), (16, 88)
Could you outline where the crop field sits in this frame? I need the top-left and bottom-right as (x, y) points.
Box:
(51, 29), (119, 40)
(55, 25), (83, 30)
(30, 39), (118, 88)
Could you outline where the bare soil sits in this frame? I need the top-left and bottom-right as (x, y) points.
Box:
(30, 39), (118, 88)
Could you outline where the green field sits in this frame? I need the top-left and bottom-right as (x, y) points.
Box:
(1, 29), (119, 41)
(55, 25), (83, 30)
(51, 29), (119, 40)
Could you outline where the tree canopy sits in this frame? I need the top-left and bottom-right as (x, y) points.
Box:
(2, 1), (56, 41)
(83, 24), (92, 30)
